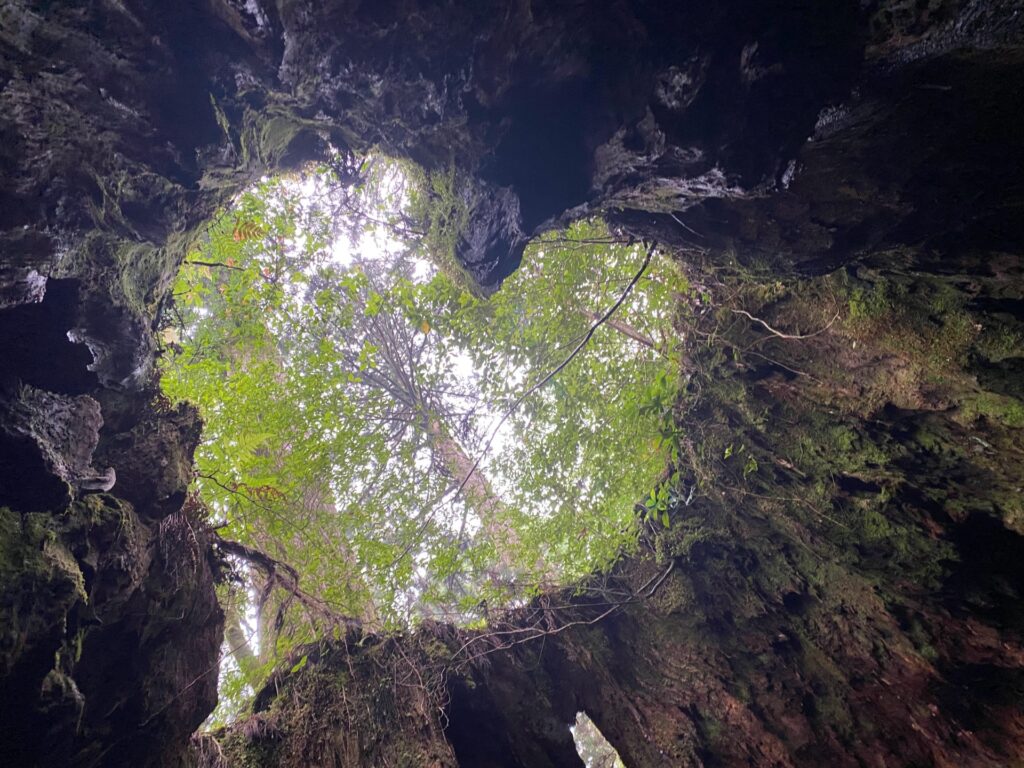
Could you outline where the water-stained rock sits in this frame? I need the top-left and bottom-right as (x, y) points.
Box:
(0, 382), (107, 511)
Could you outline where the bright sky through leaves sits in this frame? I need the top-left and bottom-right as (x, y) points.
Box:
(160, 155), (686, 720)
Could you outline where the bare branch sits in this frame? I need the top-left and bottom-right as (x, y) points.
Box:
(731, 308), (839, 340)
(215, 535), (363, 631)
(184, 259), (247, 272)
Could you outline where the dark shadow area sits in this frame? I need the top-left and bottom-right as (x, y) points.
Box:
(0, 279), (96, 395)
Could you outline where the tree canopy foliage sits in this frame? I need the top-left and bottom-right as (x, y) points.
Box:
(160, 157), (687, 715)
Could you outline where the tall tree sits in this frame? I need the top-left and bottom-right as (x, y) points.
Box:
(161, 163), (685, 717)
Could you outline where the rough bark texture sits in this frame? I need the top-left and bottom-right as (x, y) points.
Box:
(0, 1), (1022, 766)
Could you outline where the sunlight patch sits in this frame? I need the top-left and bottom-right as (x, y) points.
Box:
(571, 712), (627, 768)
(160, 151), (687, 722)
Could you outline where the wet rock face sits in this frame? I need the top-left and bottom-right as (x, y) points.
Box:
(0, 273), (218, 765)
(266, 0), (1024, 288)
(269, 0), (867, 284)
(0, 382), (105, 511)
(615, 47), (1024, 279)
(0, 499), (222, 767)
(0, 5), (231, 761)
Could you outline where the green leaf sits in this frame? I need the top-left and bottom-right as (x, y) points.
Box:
(159, 162), (681, 711)
(365, 291), (384, 317)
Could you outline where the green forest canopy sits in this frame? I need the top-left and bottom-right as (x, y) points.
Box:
(159, 156), (688, 714)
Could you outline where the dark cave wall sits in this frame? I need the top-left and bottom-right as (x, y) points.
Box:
(0, 2), (264, 764)
(0, 0), (879, 293)
(0, 1), (1022, 766)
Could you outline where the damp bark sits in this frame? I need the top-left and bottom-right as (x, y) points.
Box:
(0, 1), (1022, 766)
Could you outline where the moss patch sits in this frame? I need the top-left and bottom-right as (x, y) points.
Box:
(0, 507), (84, 675)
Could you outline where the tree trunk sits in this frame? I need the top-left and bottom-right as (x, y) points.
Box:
(426, 417), (520, 574)
(224, 603), (260, 687)
(582, 309), (658, 350)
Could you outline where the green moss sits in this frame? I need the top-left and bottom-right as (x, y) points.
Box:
(209, 93), (233, 142)
(903, 615), (938, 662)
(218, 726), (280, 768)
(0, 509), (83, 600)
(699, 713), (724, 743)
(909, 424), (947, 454)
(785, 416), (889, 481)
(974, 324), (1023, 363)
(825, 425), (856, 455)
(795, 636), (855, 740)
(55, 231), (172, 318)
(259, 117), (304, 164)
(647, 569), (695, 615)
(960, 391), (1024, 428)
(858, 507), (894, 543)
(930, 310), (976, 367)
(660, 523), (715, 562)
(41, 538), (86, 603)
(118, 241), (174, 313)
(842, 273), (979, 374)
(0, 507), (86, 675)
(847, 280), (894, 321)
(923, 280), (963, 316)
(846, 495), (954, 588)
(232, 105), (323, 170)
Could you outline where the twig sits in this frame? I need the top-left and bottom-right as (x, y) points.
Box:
(731, 308), (839, 340)
(185, 259), (247, 272)
(581, 309), (659, 352)
(668, 211), (705, 239)
(743, 350), (824, 384)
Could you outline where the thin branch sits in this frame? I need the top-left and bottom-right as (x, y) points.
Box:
(742, 350), (824, 384)
(668, 211), (705, 239)
(731, 308), (840, 340)
(185, 259), (247, 272)
(582, 309), (659, 351)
